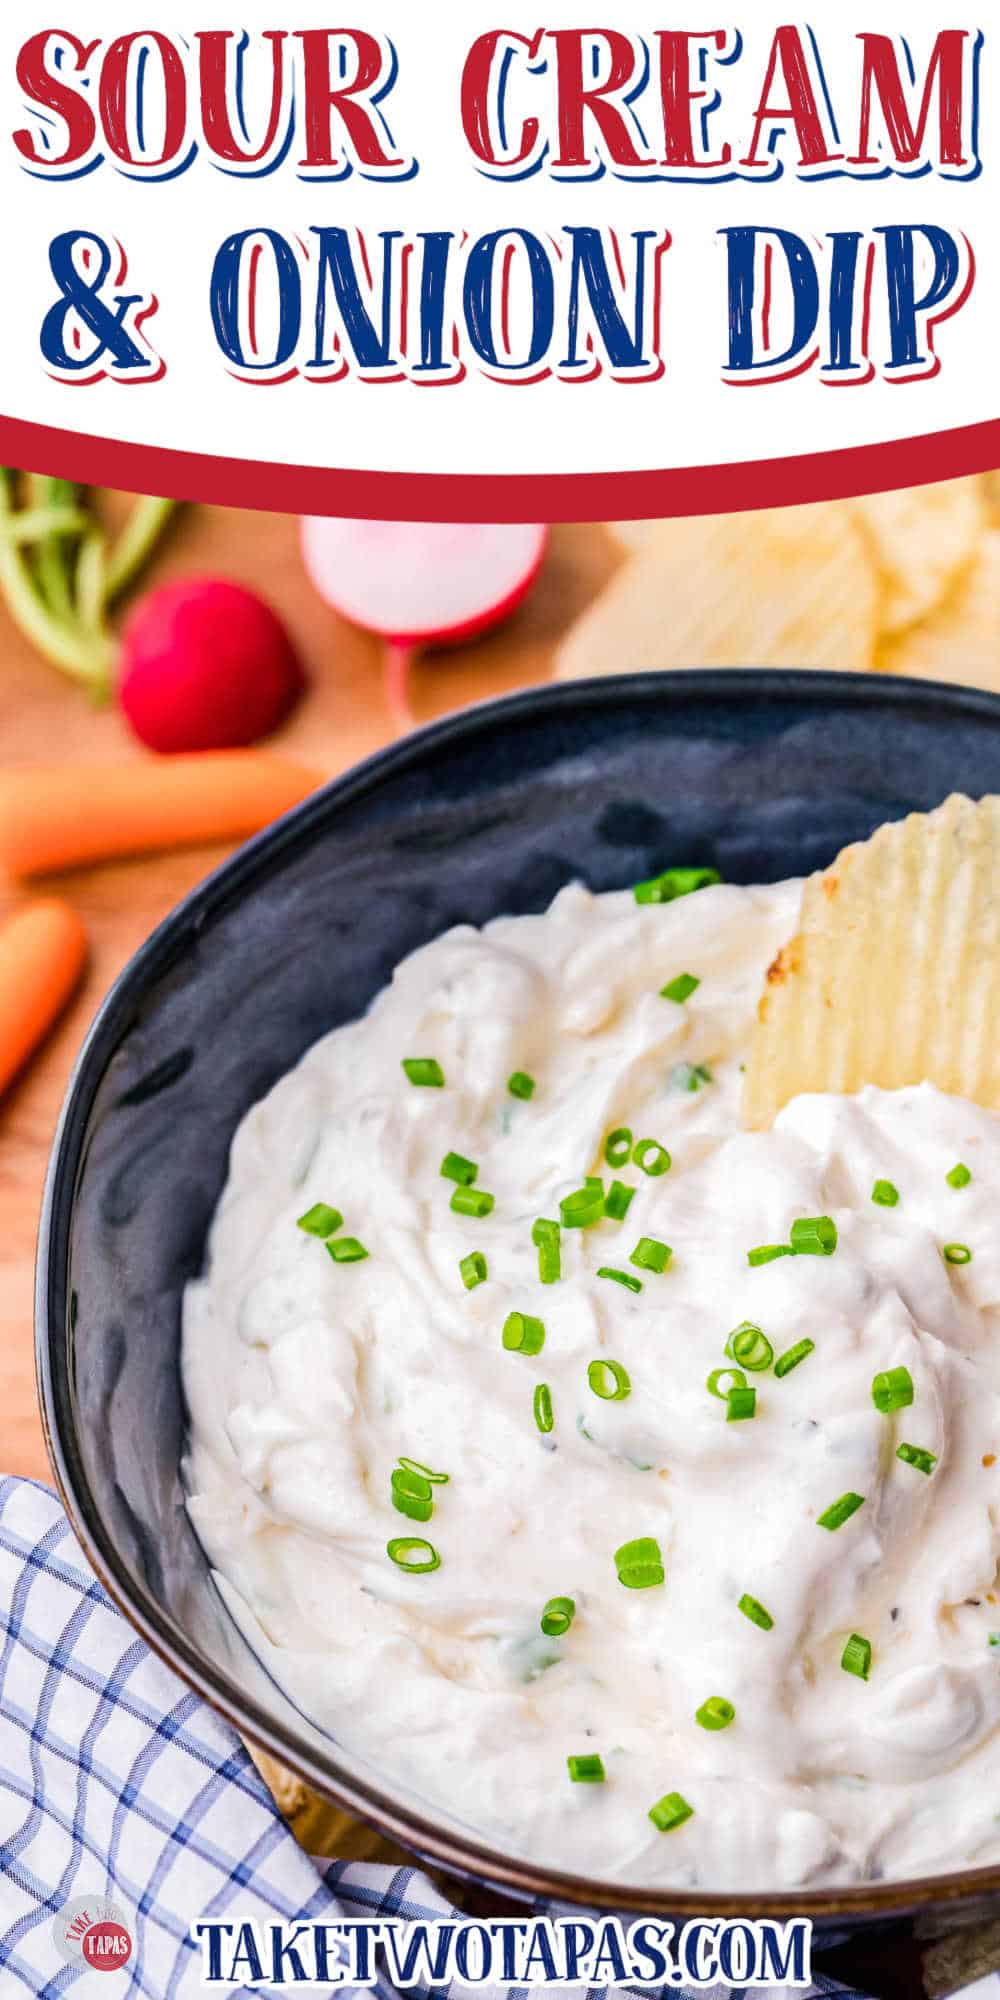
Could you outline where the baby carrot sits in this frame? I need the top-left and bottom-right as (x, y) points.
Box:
(0, 900), (87, 1095)
(0, 754), (320, 877)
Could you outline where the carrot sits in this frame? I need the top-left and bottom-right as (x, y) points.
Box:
(0, 753), (321, 878)
(0, 900), (87, 1095)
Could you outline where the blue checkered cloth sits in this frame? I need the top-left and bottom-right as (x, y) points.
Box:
(0, 1475), (974, 1999)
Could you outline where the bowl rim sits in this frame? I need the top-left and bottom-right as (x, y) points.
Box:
(35, 665), (1000, 1923)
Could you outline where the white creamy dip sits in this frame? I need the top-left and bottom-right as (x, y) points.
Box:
(182, 877), (1000, 1892)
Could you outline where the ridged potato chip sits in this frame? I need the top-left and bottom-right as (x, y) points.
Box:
(849, 479), (987, 636)
(878, 531), (1000, 689)
(743, 794), (1000, 1127)
(556, 504), (879, 680)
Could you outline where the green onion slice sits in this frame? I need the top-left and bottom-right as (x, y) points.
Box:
(532, 1218), (561, 1285)
(560, 1185), (605, 1229)
(817, 1491), (865, 1531)
(660, 972), (700, 1005)
(707, 1366), (747, 1402)
(503, 1311), (546, 1356)
(633, 1137), (671, 1178)
(398, 1458), (449, 1485)
(670, 1061), (713, 1093)
(648, 1791), (694, 1832)
(386, 1537), (440, 1573)
(896, 1442), (938, 1475)
(872, 1366), (914, 1414)
(297, 1202), (343, 1238)
(604, 1180), (636, 1221)
(841, 1634), (872, 1680)
(725, 1321), (774, 1372)
(695, 1696), (735, 1732)
(615, 1536), (664, 1588)
(390, 1467), (434, 1523)
(604, 1127), (633, 1168)
(459, 1251), (488, 1290)
(871, 1179), (899, 1208)
(726, 1384), (756, 1422)
(507, 1071), (536, 1100)
(630, 1236), (672, 1273)
(943, 1242), (973, 1265)
(946, 1162), (972, 1189)
(789, 1214), (838, 1256)
(327, 1237), (369, 1263)
(533, 1383), (554, 1435)
(440, 1152), (478, 1186)
(402, 1057), (444, 1088)
(634, 865), (720, 906)
(540, 1595), (576, 1637)
(774, 1338), (815, 1378)
(587, 1357), (631, 1402)
(738, 1593), (773, 1631)
(597, 1267), (643, 1294)
(450, 1186), (495, 1219)
(747, 1243), (792, 1267)
(567, 1753), (605, 1783)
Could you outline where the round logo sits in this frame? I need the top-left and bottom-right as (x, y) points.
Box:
(52, 1897), (134, 1972)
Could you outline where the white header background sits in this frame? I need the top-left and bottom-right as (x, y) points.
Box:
(0, 2), (992, 484)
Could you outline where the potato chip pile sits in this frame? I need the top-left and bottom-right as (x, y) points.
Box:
(555, 477), (1000, 689)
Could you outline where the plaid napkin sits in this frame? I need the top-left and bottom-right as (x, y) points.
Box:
(0, 1475), (986, 2000)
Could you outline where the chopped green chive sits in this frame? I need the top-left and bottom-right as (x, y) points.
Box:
(841, 1633), (872, 1680)
(604, 1179), (636, 1221)
(450, 1186), (495, 1219)
(670, 1061), (713, 1093)
(990, 1633), (1000, 1648)
(391, 1466), (434, 1523)
(532, 1218), (561, 1284)
(397, 1457), (449, 1485)
(648, 1791), (694, 1832)
(660, 972), (700, 1005)
(386, 1537), (440, 1573)
(567, 1753), (605, 1783)
(790, 1214), (838, 1256)
(707, 1366), (747, 1402)
(817, 1492), (865, 1531)
(507, 1070), (536, 1100)
(896, 1442), (937, 1476)
(540, 1595), (575, 1637)
(615, 1536), (664, 1589)
(738, 1593), (773, 1631)
(726, 1384), (756, 1422)
(533, 1382), (554, 1434)
(440, 1152), (478, 1186)
(695, 1696), (735, 1732)
(604, 1127), (633, 1168)
(402, 1057), (444, 1088)
(725, 1321), (774, 1372)
(503, 1310), (546, 1356)
(560, 1185), (605, 1229)
(297, 1202), (343, 1238)
(630, 1236), (672, 1274)
(871, 1180), (899, 1208)
(633, 1137), (671, 1178)
(597, 1266), (643, 1294)
(872, 1366), (914, 1414)
(459, 1251), (488, 1290)
(587, 1357), (631, 1402)
(634, 865), (720, 906)
(748, 1243), (792, 1267)
(774, 1338), (815, 1378)
(947, 1162), (972, 1189)
(943, 1242), (973, 1265)
(327, 1237), (369, 1263)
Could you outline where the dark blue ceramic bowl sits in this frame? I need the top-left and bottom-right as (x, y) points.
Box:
(35, 669), (1000, 1932)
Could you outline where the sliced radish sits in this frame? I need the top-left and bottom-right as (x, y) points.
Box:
(300, 519), (548, 649)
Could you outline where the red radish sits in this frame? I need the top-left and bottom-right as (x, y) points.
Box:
(300, 519), (548, 732)
(118, 577), (305, 753)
